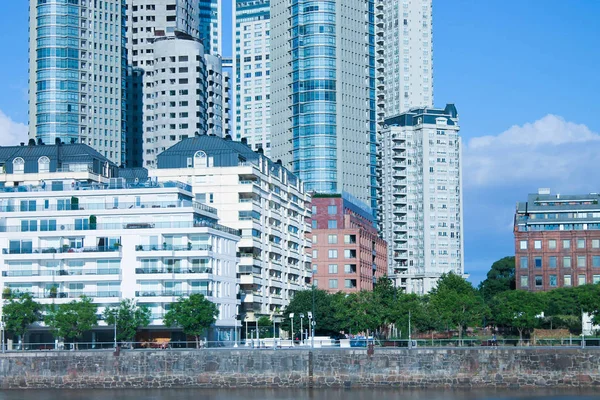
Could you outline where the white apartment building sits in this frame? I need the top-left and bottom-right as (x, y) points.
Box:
(29, 0), (127, 165)
(379, 105), (463, 294)
(0, 143), (240, 343)
(147, 33), (208, 164)
(152, 135), (312, 322)
(233, 0), (272, 155)
(205, 54), (232, 138)
(379, 0), (433, 117)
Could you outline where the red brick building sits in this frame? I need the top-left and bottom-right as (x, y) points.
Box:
(309, 193), (388, 292)
(515, 189), (600, 291)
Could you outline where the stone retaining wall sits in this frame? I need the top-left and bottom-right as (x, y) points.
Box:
(0, 348), (599, 389)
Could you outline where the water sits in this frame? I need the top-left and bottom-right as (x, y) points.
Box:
(0, 389), (598, 400)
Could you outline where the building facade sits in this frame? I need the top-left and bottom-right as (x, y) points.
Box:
(145, 33), (209, 165)
(0, 143), (240, 343)
(28, 0), (128, 165)
(205, 54), (231, 138)
(270, 0), (377, 215)
(379, 104), (463, 294)
(515, 190), (600, 291)
(378, 0), (433, 118)
(233, 0), (272, 155)
(198, 0), (223, 56)
(151, 135), (312, 323)
(310, 193), (387, 293)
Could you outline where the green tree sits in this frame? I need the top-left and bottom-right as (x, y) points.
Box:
(45, 296), (98, 346)
(335, 291), (382, 335)
(282, 289), (341, 336)
(164, 293), (218, 347)
(429, 273), (489, 341)
(388, 292), (429, 338)
(478, 256), (515, 303)
(373, 276), (398, 335)
(539, 286), (582, 332)
(491, 290), (545, 342)
(103, 299), (150, 343)
(576, 284), (600, 325)
(3, 292), (42, 341)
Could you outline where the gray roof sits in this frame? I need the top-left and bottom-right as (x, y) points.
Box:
(157, 135), (261, 169)
(0, 143), (115, 175)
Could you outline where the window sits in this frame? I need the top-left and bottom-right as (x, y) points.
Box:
(312, 235), (317, 244)
(577, 256), (586, 268)
(344, 235), (356, 244)
(344, 249), (356, 259)
(344, 264), (356, 274)
(593, 239), (600, 249)
(534, 240), (542, 250)
(564, 274), (572, 286)
(328, 279), (338, 289)
(20, 220), (37, 232)
(313, 279), (318, 286)
(594, 256), (600, 267)
(578, 274), (586, 285)
(312, 220), (317, 229)
(328, 205), (337, 215)
(549, 256), (557, 268)
(563, 240), (570, 249)
(549, 275), (557, 287)
(520, 257), (528, 269)
(312, 264), (318, 273)
(563, 257), (571, 268)
(328, 220), (337, 229)
(577, 238), (586, 249)
(519, 240), (527, 250)
(548, 240), (557, 250)
(328, 234), (337, 244)
(12, 157), (24, 173)
(193, 150), (207, 167)
(328, 264), (337, 274)
(594, 275), (600, 284)
(311, 206), (317, 214)
(38, 156), (50, 173)
(344, 279), (356, 289)
(312, 250), (318, 258)
(535, 276), (543, 287)
(328, 249), (338, 259)
(534, 257), (542, 268)
(520, 275), (529, 287)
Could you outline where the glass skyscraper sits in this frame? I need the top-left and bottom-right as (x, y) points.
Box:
(29, 0), (127, 165)
(271, 0), (377, 216)
(199, 0), (222, 56)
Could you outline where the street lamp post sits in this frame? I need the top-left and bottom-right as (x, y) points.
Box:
(233, 314), (239, 348)
(289, 313), (294, 346)
(0, 321), (4, 354)
(300, 313), (304, 345)
(307, 312), (313, 347)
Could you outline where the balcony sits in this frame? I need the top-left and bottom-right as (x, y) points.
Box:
(2, 246), (120, 255)
(135, 267), (213, 274)
(135, 244), (212, 252)
(28, 291), (121, 299)
(2, 268), (120, 277)
(135, 290), (213, 297)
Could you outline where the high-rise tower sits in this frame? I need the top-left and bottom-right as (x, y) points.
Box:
(233, 0), (271, 155)
(28, 0), (128, 165)
(271, 0), (377, 215)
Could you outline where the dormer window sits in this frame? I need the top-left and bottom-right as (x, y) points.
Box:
(38, 156), (50, 173)
(12, 157), (24, 174)
(194, 151), (208, 168)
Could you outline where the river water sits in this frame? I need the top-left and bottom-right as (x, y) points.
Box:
(0, 389), (598, 400)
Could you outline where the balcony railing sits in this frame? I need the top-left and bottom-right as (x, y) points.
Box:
(0, 200), (217, 215)
(2, 246), (120, 255)
(135, 267), (213, 274)
(27, 291), (121, 299)
(135, 290), (213, 297)
(135, 244), (212, 252)
(2, 268), (120, 277)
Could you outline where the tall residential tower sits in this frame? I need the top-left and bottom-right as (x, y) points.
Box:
(271, 0), (377, 215)
(28, 0), (127, 165)
(233, 0), (271, 155)
(380, 105), (464, 294)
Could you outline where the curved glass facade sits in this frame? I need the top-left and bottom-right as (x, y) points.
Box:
(290, 0), (337, 193)
(35, 0), (80, 143)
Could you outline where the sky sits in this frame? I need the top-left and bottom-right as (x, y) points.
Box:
(0, 1), (599, 285)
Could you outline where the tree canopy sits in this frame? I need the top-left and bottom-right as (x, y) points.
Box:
(491, 289), (545, 341)
(3, 292), (42, 339)
(103, 299), (150, 343)
(478, 256), (515, 303)
(163, 293), (218, 347)
(45, 296), (98, 342)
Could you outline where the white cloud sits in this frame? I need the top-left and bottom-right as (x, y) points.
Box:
(464, 114), (600, 190)
(0, 110), (28, 146)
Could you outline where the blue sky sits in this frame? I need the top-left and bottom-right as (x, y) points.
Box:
(0, 1), (598, 285)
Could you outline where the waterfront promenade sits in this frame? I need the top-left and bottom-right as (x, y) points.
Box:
(0, 347), (599, 390)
